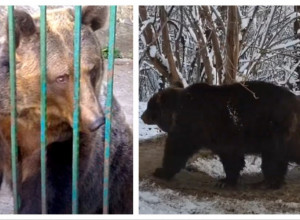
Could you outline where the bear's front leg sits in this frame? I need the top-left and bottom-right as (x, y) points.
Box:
(154, 133), (195, 180)
(19, 171), (42, 214)
(217, 152), (245, 188)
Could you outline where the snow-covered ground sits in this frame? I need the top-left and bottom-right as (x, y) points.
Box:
(140, 155), (300, 214)
(189, 155), (261, 179)
(139, 102), (165, 141)
(140, 180), (300, 214)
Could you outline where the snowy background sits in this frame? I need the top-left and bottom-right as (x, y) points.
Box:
(139, 102), (165, 141)
(139, 6), (300, 102)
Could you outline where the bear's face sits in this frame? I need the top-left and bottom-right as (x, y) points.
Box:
(141, 88), (180, 132)
(141, 92), (162, 125)
(0, 6), (108, 133)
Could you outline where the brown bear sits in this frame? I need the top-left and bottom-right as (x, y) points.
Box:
(142, 81), (300, 189)
(0, 7), (132, 214)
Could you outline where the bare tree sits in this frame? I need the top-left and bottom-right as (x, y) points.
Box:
(202, 6), (224, 84)
(224, 6), (240, 84)
(139, 6), (300, 101)
(295, 6), (300, 88)
(139, 6), (186, 90)
(159, 6), (184, 86)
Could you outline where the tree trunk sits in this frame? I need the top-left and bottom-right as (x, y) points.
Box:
(295, 6), (300, 89)
(184, 7), (214, 85)
(139, 6), (186, 87)
(139, 6), (170, 82)
(202, 6), (224, 84)
(224, 6), (240, 84)
(159, 6), (184, 86)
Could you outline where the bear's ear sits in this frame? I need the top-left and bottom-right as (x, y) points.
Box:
(82, 6), (108, 31)
(155, 92), (163, 104)
(6, 10), (36, 48)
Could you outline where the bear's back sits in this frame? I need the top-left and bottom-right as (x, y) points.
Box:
(173, 81), (299, 147)
(181, 81), (297, 115)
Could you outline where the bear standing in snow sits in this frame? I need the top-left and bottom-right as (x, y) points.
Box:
(142, 81), (300, 189)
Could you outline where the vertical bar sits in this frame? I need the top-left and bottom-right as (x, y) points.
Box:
(40, 5), (47, 214)
(8, 6), (19, 214)
(103, 6), (117, 214)
(72, 5), (82, 214)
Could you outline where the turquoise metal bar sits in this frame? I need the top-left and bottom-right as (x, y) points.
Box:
(72, 6), (82, 214)
(103, 6), (117, 214)
(8, 6), (20, 214)
(40, 6), (47, 214)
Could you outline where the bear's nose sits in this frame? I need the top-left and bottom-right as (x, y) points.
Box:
(89, 117), (105, 132)
(141, 113), (145, 122)
(141, 112), (149, 124)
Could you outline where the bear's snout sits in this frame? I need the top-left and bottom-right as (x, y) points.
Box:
(88, 117), (105, 132)
(141, 111), (152, 124)
(141, 111), (147, 123)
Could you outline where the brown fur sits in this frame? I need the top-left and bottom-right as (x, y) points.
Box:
(0, 7), (107, 181)
(0, 7), (132, 214)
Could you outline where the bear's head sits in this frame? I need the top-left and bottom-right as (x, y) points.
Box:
(0, 6), (108, 133)
(141, 87), (182, 132)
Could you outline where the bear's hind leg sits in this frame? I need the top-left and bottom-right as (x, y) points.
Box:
(217, 152), (245, 188)
(261, 152), (288, 189)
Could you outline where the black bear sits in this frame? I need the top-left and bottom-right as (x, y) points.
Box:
(0, 7), (132, 213)
(142, 81), (300, 189)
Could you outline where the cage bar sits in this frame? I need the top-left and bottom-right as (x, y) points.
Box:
(7, 5), (119, 214)
(103, 6), (117, 214)
(72, 5), (82, 214)
(40, 5), (47, 214)
(8, 6), (19, 214)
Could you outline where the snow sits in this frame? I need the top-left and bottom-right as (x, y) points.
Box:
(140, 17), (154, 35)
(140, 35), (146, 47)
(140, 181), (219, 214)
(239, 32), (242, 41)
(157, 54), (170, 73)
(270, 39), (300, 51)
(176, 67), (188, 88)
(140, 180), (300, 214)
(226, 102), (240, 127)
(198, 24), (207, 45)
(211, 6), (223, 24)
(294, 91), (300, 96)
(239, 61), (249, 74)
(259, 6), (276, 49)
(190, 155), (262, 179)
(140, 155), (300, 214)
(149, 45), (156, 58)
(241, 17), (249, 30)
(139, 102), (165, 141)
(188, 27), (198, 43)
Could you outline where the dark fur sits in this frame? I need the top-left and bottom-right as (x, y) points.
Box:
(142, 81), (300, 189)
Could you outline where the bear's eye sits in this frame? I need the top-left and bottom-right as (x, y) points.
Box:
(56, 74), (69, 84)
